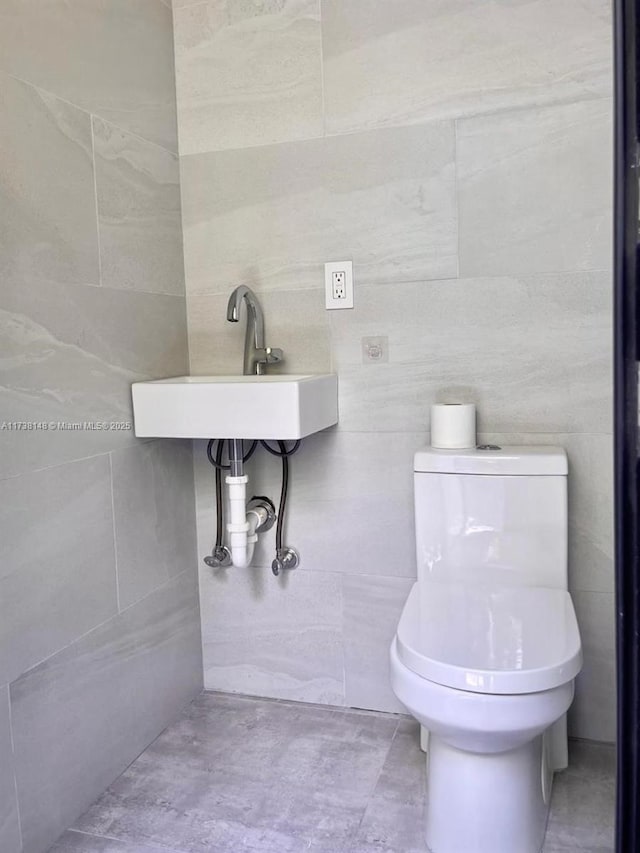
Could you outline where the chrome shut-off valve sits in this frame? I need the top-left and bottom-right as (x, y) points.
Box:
(204, 545), (232, 569)
(271, 547), (299, 576)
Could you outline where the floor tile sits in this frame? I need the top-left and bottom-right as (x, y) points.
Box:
(72, 693), (398, 852)
(49, 693), (614, 853)
(544, 740), (615, 852)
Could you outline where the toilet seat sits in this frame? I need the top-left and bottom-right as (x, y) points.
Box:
(397, 582), (582, 695)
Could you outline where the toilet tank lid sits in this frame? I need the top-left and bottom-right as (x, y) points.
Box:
(414, 446), (568, 475)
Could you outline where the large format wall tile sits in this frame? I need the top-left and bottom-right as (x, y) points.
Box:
(457, 99), (612, 277)
(0, 283), (188, 478)
(330, 273), (611, 434)
(343, 574), (414, 713)
(0, 283), (189, 381)
(174, 0), (323, 154)
(0, 456), (117, 686)
(480, 432), (614, 597)
(111, 440), (197, 609)
(322, 0), (612, 135)
(0, 0), (178, 151)
(565, 434), (614, 595)
(0, 308), (140, 480)
(0, 73), (99, 290)
(0, 687), (21, 853)
(188, 287), (331, 375)
(200, 565), (344, 704)
(93, 118), (184, 295)
(181, 121), (457, 295)
(570, 590), (616, 743)
(269, 430), (419, 577)
(10, 571), (202, 853)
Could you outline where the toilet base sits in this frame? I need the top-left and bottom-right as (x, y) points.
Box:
(425, 734), (549, 853)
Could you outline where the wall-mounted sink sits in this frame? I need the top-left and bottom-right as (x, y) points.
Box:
(132, 374), (338, 440)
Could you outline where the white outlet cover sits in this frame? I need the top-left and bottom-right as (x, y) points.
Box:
(325, 260), (354, 310)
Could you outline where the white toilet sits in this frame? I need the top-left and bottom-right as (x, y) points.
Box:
(390, 445), (582, 853)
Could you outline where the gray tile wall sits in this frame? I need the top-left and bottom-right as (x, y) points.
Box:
(175, 0), (615, 742)
(0, 2), (202, 851)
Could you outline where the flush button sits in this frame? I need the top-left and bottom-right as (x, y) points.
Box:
(477, 444), (501, 451)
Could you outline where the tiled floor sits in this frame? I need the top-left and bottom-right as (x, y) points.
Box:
(49, 692), (615, 853)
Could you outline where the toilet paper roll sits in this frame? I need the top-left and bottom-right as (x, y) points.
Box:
(430, 403), (476, 449)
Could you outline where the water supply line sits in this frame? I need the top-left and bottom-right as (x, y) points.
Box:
(261, 440), (301, 575)
(204, 438), (262, 569)
(203, 439), (232, 568)
(203, 437), (301, 572)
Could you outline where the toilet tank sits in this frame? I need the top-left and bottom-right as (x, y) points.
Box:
(414, 446), (568, 590)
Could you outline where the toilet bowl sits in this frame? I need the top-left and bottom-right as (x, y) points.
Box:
(391, 583), (582, 853)
(390, 445), (583, 853)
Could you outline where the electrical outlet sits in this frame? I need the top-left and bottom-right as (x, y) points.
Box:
(332, 271), (346, 299)
(325, 261), (354, 310)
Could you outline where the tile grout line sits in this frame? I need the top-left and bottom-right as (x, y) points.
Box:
(90, 115), (103, 289)
(173, 0), (209, 11)
(351, 717), (402, 841)
(177, 90), (613, 159)
(453, 116), (461, 280)
(199, 688), (410, 722)
(89, 111), (180, 160)
(63, 827), (190, 853)
(187, 267), (612, 301)
(11, 567), (195, 686)
(318, 0), (326, 140)
(174, 121), (193, 371)
(339, 570), (347, 709)
(5, 685), (24, 851)
(192, 442), (210, 672)
(0, 445), (149, 485)
(108, 452), (121, 613)
(47, 278), (187, 298)
(2, 70), (179, 158)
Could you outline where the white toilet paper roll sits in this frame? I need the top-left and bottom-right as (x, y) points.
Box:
(430, 403), (476, 449)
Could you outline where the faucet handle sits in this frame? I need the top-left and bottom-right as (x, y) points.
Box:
(264, 347), (283, 365)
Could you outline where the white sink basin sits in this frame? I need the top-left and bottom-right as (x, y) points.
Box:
(131, 374), (338, 440)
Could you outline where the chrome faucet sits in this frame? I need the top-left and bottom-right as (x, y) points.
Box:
(226, 285), (283, 375)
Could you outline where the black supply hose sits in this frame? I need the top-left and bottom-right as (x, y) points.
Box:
(214, 439), (224, 548)
(276, 443), (289, 552)
(260, 439), (301, 458)
(259, 440), (301, 553)
(206, 438), (258, 471)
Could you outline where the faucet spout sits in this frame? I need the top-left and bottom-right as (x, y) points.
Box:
(226, 286), (282, 375)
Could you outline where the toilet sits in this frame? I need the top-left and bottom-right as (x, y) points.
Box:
(390, 445), (582, 853)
